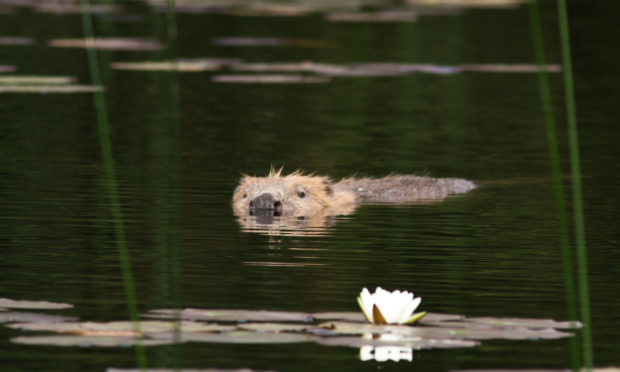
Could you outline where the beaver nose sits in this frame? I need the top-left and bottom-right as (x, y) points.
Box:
(249, 193), (282, 216)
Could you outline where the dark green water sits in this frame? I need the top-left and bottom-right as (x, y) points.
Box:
(1, 1), (619, 371)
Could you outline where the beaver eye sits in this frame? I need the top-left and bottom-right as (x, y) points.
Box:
(295, 185), (306, 198)
(243, 192), (247, 198)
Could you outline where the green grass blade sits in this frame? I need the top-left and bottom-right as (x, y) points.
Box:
(556, 0), (593, 369)
(528, 1), (579, 369)
(80, 1), (147, 369)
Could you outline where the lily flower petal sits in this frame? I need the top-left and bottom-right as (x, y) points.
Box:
(357, 287), (375, 323)
(357, 287), (424, 325)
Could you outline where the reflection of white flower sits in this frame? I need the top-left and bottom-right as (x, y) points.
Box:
(357, 287), (426, 325)
(359, 345), (413, 362)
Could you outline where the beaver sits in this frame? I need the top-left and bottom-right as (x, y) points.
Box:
(232, 168), (476, 226)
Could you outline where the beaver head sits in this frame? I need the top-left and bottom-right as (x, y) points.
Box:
(232, 168), (337, 222)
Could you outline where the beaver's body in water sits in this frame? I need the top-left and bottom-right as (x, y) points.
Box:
(232, 168), (476, 222)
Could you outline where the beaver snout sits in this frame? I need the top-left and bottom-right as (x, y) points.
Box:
(249, 193), (283, 216)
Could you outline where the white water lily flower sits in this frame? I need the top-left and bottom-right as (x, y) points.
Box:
(357, 287), (426, 325)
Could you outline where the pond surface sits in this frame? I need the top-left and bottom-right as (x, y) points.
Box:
(1, 1), (619, 371)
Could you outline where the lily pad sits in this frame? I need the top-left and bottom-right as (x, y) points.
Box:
(0, 65), (18, 73)
(418, 313), (465, 324)
(461, 64), (561, 73)
(212, 74), (330, 84)
(154, 330), (315, 344)
(6, 320), (231, 335)
(11, 335), (172, 347)
(236, 322), (311, 333)
(326, 10), (418, 22)
(0, 85), (103, 93)
(34, 3), (122, 14)
(6, 306), (578, 350)
(464, 317), (582, 329)
(0, 37), (34, 46)
(0, 76), (76, 85)
(315, 335), (478, 349)
(405, 0), (527, 9)
(242, 261), (325, 267)
(230, 62), (460, 76)
(0, 298), (73, 310)
(0, 311), (78, 324)
(212, 4), (313, 17)
(451, 369), (620, 372)
(107, 369), (277, 372)
(48, 38), (165, 51)
(230, 62), (344, 74)
(213, 37), (328, 48)
(312, 312), (366, 322)
(318, 320), (574, 341)
(322, 63), (460, 76)
(145, 308), (316, 323)
(317, 321), (454, 338)
(112, 59), (239, 72)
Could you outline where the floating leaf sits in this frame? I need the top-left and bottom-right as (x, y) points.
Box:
(465, 317), (582, 329)
(0, 311), (78, 324)
(163, 330), (315, 344)
(326, 10), (418, 22)
(450, 368), (620, 372)
(321, 63), (461, 76)
(101, 14), (146, 23)
(0, 65), (18, 73)
(419, 313), (465, 323)
(111, 59), (239, 72)
(315, 335), (478, 349)
(405, 0), (527, 9)
(145, 308), (316, 323)
(312, 312), (366, 322)
(0, 76), (76, 85)
(236, 322), (311, 333)
(107, 368), (277, 372)
(242, 261), (325, 267)
(317, 320), (573, 340)
(213, 37), (328, 48)
(49, 38), (165, 51)
(212, 4), (312, 17)
(0, 85), (103, 93)
(6, 320), (231, 335)
(317, 321), (447, 337)
(231, 62), (342, 74)
(11, 335), (172, 347)
(461, 64), (561, 73)
(0, 37), (34, 46)
(34, 3), (122, 14)
(0, 298), (73, 310)
(231, 62), (460, 76)
(212, 74), (330, 84)
(6, 306), (577, 350)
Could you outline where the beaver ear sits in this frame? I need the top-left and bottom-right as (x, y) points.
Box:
(322, 179), (334, 196)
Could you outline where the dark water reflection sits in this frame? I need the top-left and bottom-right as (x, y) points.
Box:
(1, 1), (620, 371)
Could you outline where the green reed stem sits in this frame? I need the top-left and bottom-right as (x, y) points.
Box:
(528, 1), (579, 369)
(80, 1), (147, 369)
(165, 0), (183, 363)
(556, 0), (593, 369)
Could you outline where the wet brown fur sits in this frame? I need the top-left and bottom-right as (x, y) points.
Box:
(232, 168), (476, 220)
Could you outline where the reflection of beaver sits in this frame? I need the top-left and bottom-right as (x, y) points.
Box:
(232, 168), (476, 225)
